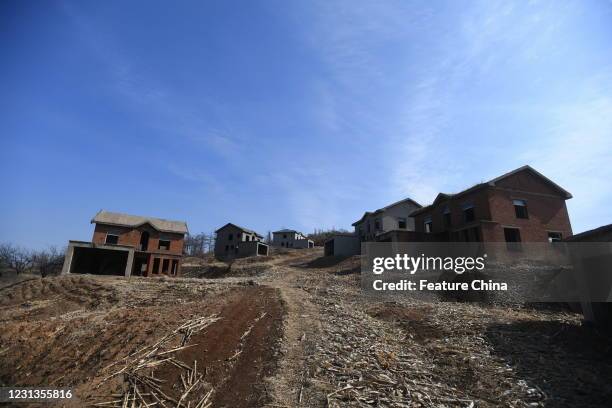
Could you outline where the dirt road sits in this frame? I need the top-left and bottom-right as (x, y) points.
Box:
(1, 249), (611, 407)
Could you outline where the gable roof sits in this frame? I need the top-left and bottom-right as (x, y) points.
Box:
(215, 223), (263, 237)
(411, 165), (572, 216)
(352, 197), (422, 226)
(91, 210), (188, 234)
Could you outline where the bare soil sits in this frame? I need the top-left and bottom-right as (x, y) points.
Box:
(1, 248), (611, 407)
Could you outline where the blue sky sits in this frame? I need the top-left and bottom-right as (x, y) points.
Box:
(1, 0), (611, 248)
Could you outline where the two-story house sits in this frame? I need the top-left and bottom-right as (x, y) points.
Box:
(352, 197), (422, 241)
(324, 197), (422, 256)
(411, 165), (573, 243)
(272, 229), (314, 249)
(214, 223), (269, 260)
(62, 211), (188, 277)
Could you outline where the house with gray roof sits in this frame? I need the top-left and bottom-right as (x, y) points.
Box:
(324, 196), (422, 256)
(62, 210), (188, 277)
(214, 223), (269, 260)
(352, 197), (422, 242)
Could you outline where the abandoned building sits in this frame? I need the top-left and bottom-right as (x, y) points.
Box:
(214, 223), (269, 260)
(61, 211), (188, 277)
(564, 223), (612, 330)
(411, 165), (573, 243)
(323, 166), (574, 255)
(324, 197), (422, 256)
(352, 197), (422, 242)
(324, 233), (362, 257)
(272, 229), (314, 248)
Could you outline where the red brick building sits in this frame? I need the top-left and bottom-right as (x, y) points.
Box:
(411, 166), (573, 243)
(62, 211), (188, 277)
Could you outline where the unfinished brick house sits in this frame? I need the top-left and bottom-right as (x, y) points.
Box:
(62, 211), (188, 277)
(411, 165), (573, 243)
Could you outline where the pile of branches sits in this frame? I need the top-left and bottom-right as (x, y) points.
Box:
(94, 314), (221, 408)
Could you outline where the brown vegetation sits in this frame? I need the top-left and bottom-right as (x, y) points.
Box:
(1, 248), (610, 407)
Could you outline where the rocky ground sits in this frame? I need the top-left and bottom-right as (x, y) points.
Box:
(1, 248), (611, 407)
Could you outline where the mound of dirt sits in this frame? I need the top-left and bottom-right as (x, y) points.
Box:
(0, 277), (285, 408)
(293, 254), (361, 275)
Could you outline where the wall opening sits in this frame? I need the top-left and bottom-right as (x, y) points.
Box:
(70, 247), (128, 276)
(152, 258), (160, 274)
(140, 231), (150, 251)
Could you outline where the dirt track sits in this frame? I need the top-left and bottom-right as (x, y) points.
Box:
(1, 249), (612, 407)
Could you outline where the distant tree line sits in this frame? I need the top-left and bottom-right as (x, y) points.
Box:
(184, 232), (216, 256)
(0, 243), (65, 277)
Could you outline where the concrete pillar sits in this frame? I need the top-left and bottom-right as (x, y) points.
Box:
(61, 244), (75, 275)
(124, 248), (135, 277)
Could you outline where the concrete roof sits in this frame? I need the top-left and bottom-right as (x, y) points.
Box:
(91, 210), (188, 234)
(215, 223), (263, 238)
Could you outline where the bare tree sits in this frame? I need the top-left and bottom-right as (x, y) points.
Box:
(0, 243), (33, 275)
(184, 233), (216, 257)
(32, 246), (65, 278)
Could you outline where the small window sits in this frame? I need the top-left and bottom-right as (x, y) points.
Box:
(462, 203), (475, 223)
(398, 217), (407, 229)
(283, 234), (287, 239)
(548, 232), (563, 243)
(105, 234), (119, 245)
(513, 199), (529, 219)
(228, 233), (233, 241)
(225, 245), (229, 252)
(281, 242), (285, 247)
(158, 239), (170, 250)
(367, 223), (371, 233)
(424, 217), (433, 233)
(374, 219), (381, 231)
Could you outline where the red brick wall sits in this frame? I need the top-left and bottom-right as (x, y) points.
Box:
(493, 169), (562, 196)
(487, 190), (572, 242)
(413, 169), (572, 243)
(92, 223), (185, 255)
(414, 187), (491, 234)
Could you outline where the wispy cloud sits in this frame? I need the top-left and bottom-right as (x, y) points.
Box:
(388, 1), (594, 200)
(519, 94), (612, 231)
